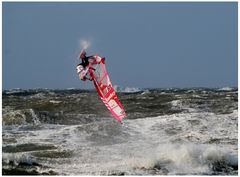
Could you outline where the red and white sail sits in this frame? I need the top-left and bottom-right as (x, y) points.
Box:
(88, 55), (126, 122)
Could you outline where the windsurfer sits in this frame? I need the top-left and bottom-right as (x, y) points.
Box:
(79, 50), (92, 68)
(76, 50), (126, 122)
(77, 50), (94, 81)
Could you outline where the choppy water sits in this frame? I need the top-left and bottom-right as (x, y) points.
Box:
(2, 87), (238, 175)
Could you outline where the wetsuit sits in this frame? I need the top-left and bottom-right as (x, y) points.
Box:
(81, 56), (93, 68)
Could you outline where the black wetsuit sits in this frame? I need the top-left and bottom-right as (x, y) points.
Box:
(81, 56), (93, 68)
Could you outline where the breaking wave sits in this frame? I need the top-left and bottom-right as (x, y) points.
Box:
(217, 87), (235, 91)
(113, 85), (142, 93)
(125, 143), (237, 175)
(2, 108), (40, 126)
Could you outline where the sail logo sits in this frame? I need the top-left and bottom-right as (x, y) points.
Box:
(106, 92), (115, 102)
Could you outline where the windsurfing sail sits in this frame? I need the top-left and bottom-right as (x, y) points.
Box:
(87, 56), (126, 122)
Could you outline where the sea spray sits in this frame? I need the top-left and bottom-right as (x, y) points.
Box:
(80, 39), (91, 50)
(124, 143), (237, 175)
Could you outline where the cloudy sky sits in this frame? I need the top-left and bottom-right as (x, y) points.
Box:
(3, 2), (237, 89)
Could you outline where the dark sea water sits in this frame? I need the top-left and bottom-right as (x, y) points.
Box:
(2, 87), (238, 175)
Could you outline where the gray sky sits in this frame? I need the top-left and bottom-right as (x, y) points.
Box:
(3, 2), (238, 89)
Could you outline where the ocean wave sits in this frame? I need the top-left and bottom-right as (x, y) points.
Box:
(3, 109), (40, 126)
(125, 143), (237, 175)
(113, 85), (142, 93)
(217, 87), (235, 91)
(2, 88), (237, 175)
(2, 153), (58, 175)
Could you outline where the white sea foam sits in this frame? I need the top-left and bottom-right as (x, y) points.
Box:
(170, 100), (197, 113)
(2, 109), (41, 126)
(2, 153), (36, 166)
(113, 85), (141, 93)
(170, 100), (182, 107)
(3, 110), (237, 175)
(30, 93), (46, 99)
(49, 100), (62, 104)
(120, 110), (237, 174)
(66, 87), (76, 90)
(124, 143), (237, 175)
(141, 90), (151, 95)
(218, 87), (234, 91)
